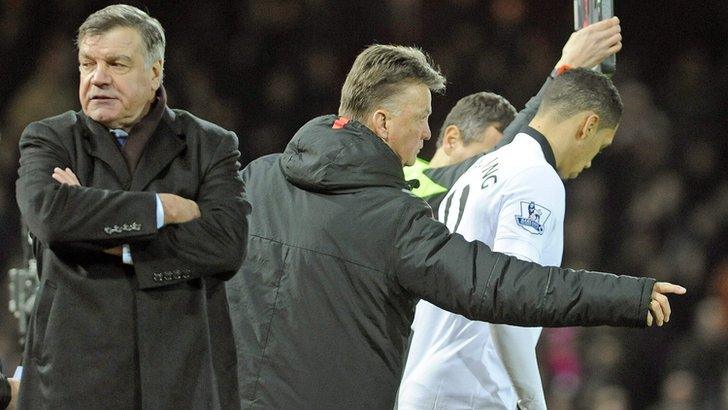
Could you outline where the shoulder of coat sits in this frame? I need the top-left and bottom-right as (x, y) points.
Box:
(168, 108), (234, 139)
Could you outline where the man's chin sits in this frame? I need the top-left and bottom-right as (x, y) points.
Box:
(85, 109), (121, 128)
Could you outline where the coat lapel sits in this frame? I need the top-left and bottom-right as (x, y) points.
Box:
(131, 108), (186, 192)
(80, 112), (132, 185)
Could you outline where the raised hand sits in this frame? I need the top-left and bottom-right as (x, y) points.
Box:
(555, 16), (622, 70)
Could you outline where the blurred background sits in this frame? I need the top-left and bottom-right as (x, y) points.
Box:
(1, 0), (727, 408)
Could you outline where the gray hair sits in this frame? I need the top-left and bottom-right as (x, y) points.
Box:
(338, 44), (446, 122)
(77, 4), (166, 68)
(436, 92), (516, 147)
(540, 68), (623, 129)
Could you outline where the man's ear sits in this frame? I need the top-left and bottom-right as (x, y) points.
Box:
(371, 109), (390, 141)
(151, 59), (164, 90)
(442, 125), (462, 156)
(576, 113), (600, 141)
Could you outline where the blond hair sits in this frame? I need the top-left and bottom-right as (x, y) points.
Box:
(338, 45), (446, 122)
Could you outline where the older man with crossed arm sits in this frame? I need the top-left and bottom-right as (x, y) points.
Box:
(15, 5), (247, 408)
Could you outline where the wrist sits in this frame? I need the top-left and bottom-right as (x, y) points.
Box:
(159, 194), (174, 224)
(550, 64), (572, 79)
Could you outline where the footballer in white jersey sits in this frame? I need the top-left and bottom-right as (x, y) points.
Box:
(399, 128), (564, 410)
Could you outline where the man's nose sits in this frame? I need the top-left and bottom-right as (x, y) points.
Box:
(423, 125), (431, 141)
(90, 64), (111, 86)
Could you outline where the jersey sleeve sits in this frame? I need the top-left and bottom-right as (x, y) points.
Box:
(489, 165), (563, 410)
(492, 165), (564, 264)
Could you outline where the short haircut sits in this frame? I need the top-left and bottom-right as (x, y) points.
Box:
(436, 92), (516, 148)
(338, 45), (446, 122)
(539, 68), (623, 129)
(77, 4), (166, 68)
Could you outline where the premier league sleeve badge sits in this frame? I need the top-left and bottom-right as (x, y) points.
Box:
(515, 201), (551, 234)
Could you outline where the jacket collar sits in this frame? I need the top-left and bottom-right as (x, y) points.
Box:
(80, 111), (131, 185)
(80, 90), (185, 190)
(420, 126), (557, 192)
(130, 107), (185, 191)
(280, 115), (405, 193)
(120, 87), (168, 173)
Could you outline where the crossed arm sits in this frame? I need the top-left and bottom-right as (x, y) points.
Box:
(16, 123), (249, 288)
(51, 166), (200, 256)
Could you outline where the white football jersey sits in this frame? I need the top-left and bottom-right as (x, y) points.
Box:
(399, 131), (565, 409)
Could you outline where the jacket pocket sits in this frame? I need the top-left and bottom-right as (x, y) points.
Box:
(31, 279), (57, 361)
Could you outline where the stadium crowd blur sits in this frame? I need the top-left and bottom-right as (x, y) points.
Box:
(1, 1), (727, 408)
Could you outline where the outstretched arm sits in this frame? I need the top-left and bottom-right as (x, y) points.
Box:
(393, 199), (684, 329)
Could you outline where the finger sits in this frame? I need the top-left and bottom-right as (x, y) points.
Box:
(654, 282), (687, 295)
(52, 167), (80, 186)
(65, 167), (81, 185)
(646, 311), (653, 327)
(604, 31), (622, 44)
(191, 201), (202, 218)
(602, 16), (620, 27)
(588, 16), (619, 30)
(52, 170), (73, 184)
(606, 42), (623, 56)
(600, 24), (621, 36)
(52, 173), (66, 184)
(650, 301), (664, 326)
(650, 299), (664, 326)
(603, 32), (622, 48)
(657, 297), (671, 325)
(652, 292), (671, 322)
(592, 25), (621, 42)
(588, 17), (620, 34)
